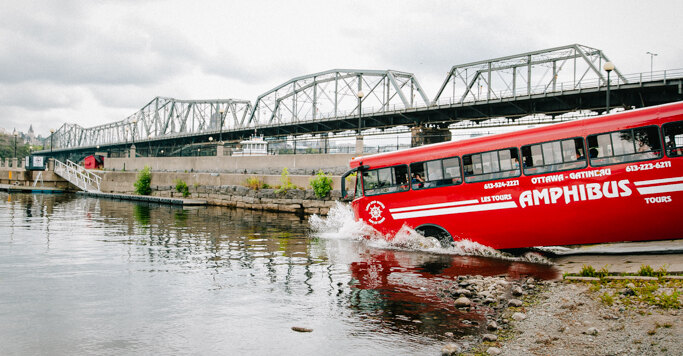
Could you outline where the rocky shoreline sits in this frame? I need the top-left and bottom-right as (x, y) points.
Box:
(438, 275), (682, 355)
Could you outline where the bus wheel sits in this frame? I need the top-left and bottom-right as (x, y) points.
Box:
(416, 225), (452, 248)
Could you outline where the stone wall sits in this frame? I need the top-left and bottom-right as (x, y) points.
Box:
(105, 153), (356, 176)
(100, 170), (343, 215)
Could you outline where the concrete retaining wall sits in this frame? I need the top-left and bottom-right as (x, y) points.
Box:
(105, 153), (355, 175)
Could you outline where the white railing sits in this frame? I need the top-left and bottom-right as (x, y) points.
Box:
(54, 159), (102, 192)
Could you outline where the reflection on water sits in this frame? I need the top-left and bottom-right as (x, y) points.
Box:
(0, 193), (558, 355)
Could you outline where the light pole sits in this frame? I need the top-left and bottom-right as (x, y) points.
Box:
(356, 90), (364, 135)
(603, 61), (614, 113)
(49, 128), (55, 153)
(131, 119), (138, 146)
(646, 51), (657, 79)
(219, 109), (224, 143)
(13, 130), (18, 158)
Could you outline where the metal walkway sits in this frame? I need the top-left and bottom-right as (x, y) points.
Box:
(53, 159), (102, 192)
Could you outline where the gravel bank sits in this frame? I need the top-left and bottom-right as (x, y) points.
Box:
(444, 278), (682, 356)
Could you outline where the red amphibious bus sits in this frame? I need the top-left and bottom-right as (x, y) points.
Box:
(341, 101), (683, 250)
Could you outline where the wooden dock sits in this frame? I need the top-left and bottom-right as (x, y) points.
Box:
(76, 191), (207, 206)
(0, 184), (65, 193)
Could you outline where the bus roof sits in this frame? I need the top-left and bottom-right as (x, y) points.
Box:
(350, 101), (683, 169)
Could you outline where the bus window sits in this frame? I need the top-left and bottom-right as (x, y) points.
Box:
(362, 165), (409, 196)
(587, 126), (662, 166)
(409, 156), (462, 190)
(663, 120), (683, 157)
(522, 138), (586, 175)
(463, 148), (520, 183)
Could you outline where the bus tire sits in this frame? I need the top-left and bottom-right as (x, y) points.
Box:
(416, 224), (452, 248)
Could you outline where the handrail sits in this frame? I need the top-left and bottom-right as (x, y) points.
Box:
(53, 159), (102, 192)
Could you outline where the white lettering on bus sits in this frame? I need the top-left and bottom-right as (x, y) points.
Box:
(531, 174), (565, 184)
(569, 168), (611, 180)
(519, 179), (632, 208)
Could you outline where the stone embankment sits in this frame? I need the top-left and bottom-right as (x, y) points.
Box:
(438, 275), (682, 355)
(152, 184), (340, 215)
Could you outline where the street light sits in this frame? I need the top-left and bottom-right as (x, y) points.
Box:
(49, 128), (55, 153)
(646, 51), (658, 79)
(13, 130), (18, 158)
(219, 109), (225, 143)
(356, 90), (364, 135)
(131, 119), (138, 146)
(603, 61), (615, 113)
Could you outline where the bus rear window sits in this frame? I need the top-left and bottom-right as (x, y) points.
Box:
(587, 126), (662, 166)
(522, 138), (586, 175)
(409, 156), (462, 190)
(362, 165), (409, 196)
(463, 148), (520, 183)
(663, 120), (683, 157)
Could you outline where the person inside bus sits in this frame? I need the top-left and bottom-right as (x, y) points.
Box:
(412, 173), (425, 189)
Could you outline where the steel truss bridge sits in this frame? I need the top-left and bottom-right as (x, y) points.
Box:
(39, 44), (683, 159)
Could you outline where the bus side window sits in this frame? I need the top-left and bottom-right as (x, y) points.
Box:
(521, 137), (586, 175)
(409, 156), (462, 190)
(363, 165), (409, 196)
(587, 126), (662, 166)
(463, 148), (520, 183)
(662, 120), (683, 157)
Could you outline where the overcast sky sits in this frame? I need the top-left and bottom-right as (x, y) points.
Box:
(1, 0), (682, 136)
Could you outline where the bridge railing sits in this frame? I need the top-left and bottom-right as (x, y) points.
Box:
(54, 159), (102, 192)
(431, 68), (683, 106)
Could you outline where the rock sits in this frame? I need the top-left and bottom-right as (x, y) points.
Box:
(486, 346), (502, 355)
(483, 333), (498, 342)
(509, 299), (523, 307)
(526, 277), (536, 284)
(291, 326), (313, 332)
(584, 327), (599, 336)
(454, 297), (472, 307)
(512, 312), (527, 321)
(440, 343), (462, 355)
(512, 286), (524, 296)
(487, 321), (499, 331)
(484, 297), (497, 304)
(454, 288), (473, 297)
(444, 331), (454, 337)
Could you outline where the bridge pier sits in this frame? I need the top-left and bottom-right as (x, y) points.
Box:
(411, 125), (452, 147)
(129, 145), (136, 158)
(355, 136), (363, 154)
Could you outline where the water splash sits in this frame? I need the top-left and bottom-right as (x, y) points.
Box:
(309, 202), (554, 265)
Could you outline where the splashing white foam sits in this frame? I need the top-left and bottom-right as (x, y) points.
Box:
(308, 202), (552, 264)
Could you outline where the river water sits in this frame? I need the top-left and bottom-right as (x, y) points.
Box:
(0, 193), (557, 355)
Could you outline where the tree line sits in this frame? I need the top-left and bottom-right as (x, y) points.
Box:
(0, 133), (42, 159)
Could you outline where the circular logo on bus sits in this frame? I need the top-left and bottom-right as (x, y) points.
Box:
(366, 200), (386, 225)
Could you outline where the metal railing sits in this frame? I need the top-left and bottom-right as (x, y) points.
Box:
(54, 159), (102, 192)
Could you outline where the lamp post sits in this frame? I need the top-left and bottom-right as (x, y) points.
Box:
(49, 128), (55, 153)
(603, 61), (614, 113)
(219, 109), (224, 143)
(646, 52), (657, 79)
(13, 130), (18, 158)
(131, 119), (138, 146)
(356, 90), (364, 135)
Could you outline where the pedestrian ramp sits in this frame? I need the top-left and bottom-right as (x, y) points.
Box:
(54, 159), (102, 192)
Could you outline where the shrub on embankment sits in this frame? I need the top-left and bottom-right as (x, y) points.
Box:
(134, 166), (152, 195)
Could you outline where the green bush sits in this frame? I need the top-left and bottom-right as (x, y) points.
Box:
(638, 264), (656, 277)
(245, 176), (264, 190)
(275, 168), (297, 194)
(134, 166), (152, 195)
(174, 179), (190, 197)
(309, 170), (333, 198)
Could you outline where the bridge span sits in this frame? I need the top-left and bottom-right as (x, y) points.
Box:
(37, 44), (683, 161)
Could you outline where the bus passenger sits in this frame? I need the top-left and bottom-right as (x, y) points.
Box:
(412, 173), (425, 189)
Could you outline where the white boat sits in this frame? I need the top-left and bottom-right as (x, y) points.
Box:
(232, 135), (269, 156)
